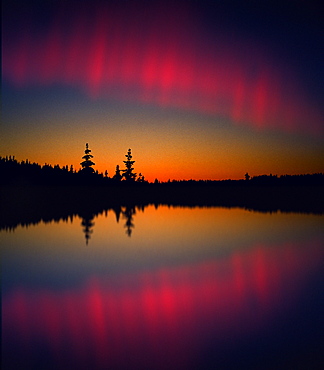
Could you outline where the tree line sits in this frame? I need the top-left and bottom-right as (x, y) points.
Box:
(0, 145), (146, 186)
(1, 143), (323, 186)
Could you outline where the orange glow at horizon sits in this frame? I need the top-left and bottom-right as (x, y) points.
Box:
(2, 119), (322, 182)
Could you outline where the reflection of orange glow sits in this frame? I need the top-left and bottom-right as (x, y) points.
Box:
(3, 239), (322, 369)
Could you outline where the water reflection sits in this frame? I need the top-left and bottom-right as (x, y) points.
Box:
(122, 206), (136, 237)
(1, 202), (323, 244)
(3, 240), (323, 369)
(80, 211), (95, 245)
(2, 206), (324, 369)
(80, 206), (137, 243)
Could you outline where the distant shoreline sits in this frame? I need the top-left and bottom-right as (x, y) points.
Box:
(1, 183), (323, 231)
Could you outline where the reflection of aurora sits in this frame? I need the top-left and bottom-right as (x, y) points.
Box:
(3, 240), (323, 370)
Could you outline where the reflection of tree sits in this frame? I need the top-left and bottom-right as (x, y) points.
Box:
(80, 212), (95, 245)
(78, 205), (145, 241)
(112, 206), (122, 223)
(121, 206), (136, 237)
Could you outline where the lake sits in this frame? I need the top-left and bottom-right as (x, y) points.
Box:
(2, 205), (323, 369)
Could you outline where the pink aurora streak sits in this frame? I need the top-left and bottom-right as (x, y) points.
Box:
(3, 2), (322, 133)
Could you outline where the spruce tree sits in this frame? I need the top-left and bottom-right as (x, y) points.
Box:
(122, 148), (136, 182)
(80, 143), (95, 174)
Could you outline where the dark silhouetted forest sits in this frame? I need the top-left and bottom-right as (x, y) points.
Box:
(1, 153), (323, 187)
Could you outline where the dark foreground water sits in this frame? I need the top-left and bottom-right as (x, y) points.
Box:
(2, 206), (323, 369)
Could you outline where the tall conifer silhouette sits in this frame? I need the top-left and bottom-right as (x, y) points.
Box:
(80, 143), (95, 174)
(122, 148), (136, 182)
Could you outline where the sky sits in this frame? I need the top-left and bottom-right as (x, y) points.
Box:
(2, 0), (323, 181)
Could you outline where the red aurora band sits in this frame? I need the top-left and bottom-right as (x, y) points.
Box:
(3, 2), (322, 133)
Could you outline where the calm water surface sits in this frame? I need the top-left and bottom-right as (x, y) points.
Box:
(2, 206), (323, 369)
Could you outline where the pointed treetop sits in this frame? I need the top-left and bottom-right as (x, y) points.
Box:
(125, 148), (132, 160)
(84, 143), (92, 155)
(80, 143), (95, 173)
